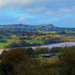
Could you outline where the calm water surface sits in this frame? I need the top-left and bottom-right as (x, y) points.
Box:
(32, 42), (75, 49)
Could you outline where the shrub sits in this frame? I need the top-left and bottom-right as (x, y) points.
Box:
(25, 47), (34, 57)
(58, 46), (75, 75)
(0, 62), (13, 75)
(1, 50), (29, 65)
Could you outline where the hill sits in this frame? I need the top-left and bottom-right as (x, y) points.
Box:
(0, 24), (57, 31)
(0, 24), (75, 31)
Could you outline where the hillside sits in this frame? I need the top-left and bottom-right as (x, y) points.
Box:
(0, 24), (57, 31)
(0, 24), (75, 31)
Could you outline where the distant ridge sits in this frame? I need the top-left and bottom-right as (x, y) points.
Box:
(0, 24), (54, 26)
(0, 24), (74, 31)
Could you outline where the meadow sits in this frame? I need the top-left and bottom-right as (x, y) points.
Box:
(25, 38), (43, 44)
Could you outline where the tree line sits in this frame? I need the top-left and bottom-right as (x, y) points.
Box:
(0, 46), (75, 75)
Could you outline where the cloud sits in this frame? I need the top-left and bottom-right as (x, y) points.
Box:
(19, 17), (25, 21)
(44, 7), (75, 17)
(0, 0), (75, 27)
(45, 11), (52, 14)
(38, 21), (42, 24)
(0, 0), (75, 14)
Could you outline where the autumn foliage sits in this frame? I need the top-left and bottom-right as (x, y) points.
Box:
(2, 50), (28, 65)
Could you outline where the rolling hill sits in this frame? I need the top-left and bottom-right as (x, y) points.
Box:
(0, 24), (75, 31)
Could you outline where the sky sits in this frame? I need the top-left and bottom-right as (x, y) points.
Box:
(0, 0), (75, 28)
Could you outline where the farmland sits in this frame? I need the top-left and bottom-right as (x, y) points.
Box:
(0, 29), (75, 48)
(0, 24), (75, 48)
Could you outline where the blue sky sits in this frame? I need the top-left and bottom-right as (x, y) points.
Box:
(0, 0), (75, 27)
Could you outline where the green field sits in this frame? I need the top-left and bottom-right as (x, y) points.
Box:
(0, 38), (43, 48)
(53, 35), (61, 36)
(0, 39), (19, 48)
(25, 38), (43, 44)
(55, 52), (62, 56)
(7, 39), (19, 43)
(0, 43), (9, 48)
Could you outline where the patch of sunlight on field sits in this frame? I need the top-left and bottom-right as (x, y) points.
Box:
(55, 52), (62, 56)
(25, 38), (43, 44)
(49, 31), (56, 33)
(0, 39), (20, 48)
(0, 43), (9, 48)
(7, 39), (19, 43)
(53, 35), (61, 36)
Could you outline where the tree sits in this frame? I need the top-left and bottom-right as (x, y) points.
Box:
(18, 40), (29, 47)
(2, 50), (28, 65)
(0, 50), (30, 75)
(0, 39), (7, 43)
(25, 47), (34, 57)
(43, 37), (61, 44)
(58, 30), (66, 34)
(11, 35), (17, 39)
(0, 50), (7, 59)
(49, 47), (62, 53)
(58, 46), (75, 75)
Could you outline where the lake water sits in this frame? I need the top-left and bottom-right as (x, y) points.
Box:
(0, 42), (75, 54)
(32, 42), (75, 49)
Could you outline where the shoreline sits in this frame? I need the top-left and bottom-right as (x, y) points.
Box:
(0, 41), (75, 50)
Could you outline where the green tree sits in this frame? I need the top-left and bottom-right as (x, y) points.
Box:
(25, 47), (34, 57)
(58, 46), (75, 75)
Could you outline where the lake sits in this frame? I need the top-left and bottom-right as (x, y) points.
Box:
(32, 42), (75, 49)
(0, 42), (75, 54)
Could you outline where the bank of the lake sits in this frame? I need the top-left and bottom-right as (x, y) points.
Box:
(0, 42), (75, 54)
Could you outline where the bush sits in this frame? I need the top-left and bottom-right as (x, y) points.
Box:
(0, 62), (13, 75)
(1, 50), (29, 65)
(58, 46), (75, 75)
(49, 47), (62, 53)
(34, 47), (49, 55)
(0, 50), (30, 75)
(25, 47), (34, 57)
(43, 38), (61, 44)
(0, 50), (7, 59)
(0, 39), (7, 43)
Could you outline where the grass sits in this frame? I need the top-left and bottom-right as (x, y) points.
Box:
(55, 52), (62, 56)
(38, 57), (59, 75)
(0, 39), (20, 48)
(25, 38), (43, 44)
(7, 39), (19, 43)
(53, 35), (61, 36)
(7, 39), (15, 43)
(0, 43), (9, 48)
(45, 37), (48, 39)
(0, 38), (43, 48)
(49, 31), (56, 33)
(38, 57), (58, 64)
